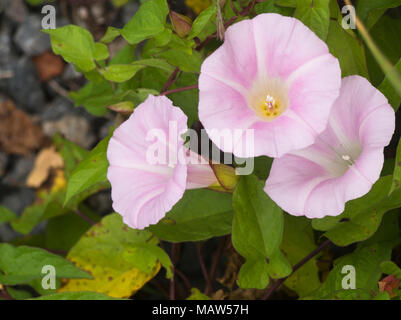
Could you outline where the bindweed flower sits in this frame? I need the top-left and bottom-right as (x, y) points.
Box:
(107, 95), (217, 230)
(198, 13), (341, 158)
(265, 76), (395, 218)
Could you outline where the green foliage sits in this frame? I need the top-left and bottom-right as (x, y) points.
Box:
(281, 216), (321, 297)
(187, 288), (211, 300)
(149, 189), (233, 242)
(232, 175), (291, 289)
(58, 213), (171, 298)
(312, 176), (401, 246)
(64, 134), (112, 207)
(0, 243), (91, 285)
(30, 292), (120, 300)
(309, 212), (400, 299)
(294, 0), (330, 40)
(326, 20), (369, 78)
(121, 0), (169, 44)
(9, 0), (401, 301)
(0, 206), (18, 224)
(44, 25), (107, 72)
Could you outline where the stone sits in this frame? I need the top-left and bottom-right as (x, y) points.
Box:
(4, 57), (45, 114)
(0, 185), (36, 215)
(4, 0), (28, 24)
(2, 155), (34, 185)
(0, 21), (15, 66)
(61, 63), (82, 81)
(42, 114), (96, 149)
(14, 15), (51, 56)
(41, 96), (76, 121)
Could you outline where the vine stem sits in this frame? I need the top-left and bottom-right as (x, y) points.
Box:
(0, 287), (14, 300)
(74, 209), (96, 226)
(206, 236), (227, 295)
(169, 243), (180, 300)
(161, 67), (180, 93)
(161, 84), (198, 96)
(262, 239), (332, 300)
(195, 243), (213, 294)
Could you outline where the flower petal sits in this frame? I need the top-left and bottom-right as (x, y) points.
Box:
(107, 95), (188, 229)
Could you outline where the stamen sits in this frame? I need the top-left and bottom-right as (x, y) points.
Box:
(341, 154), (355, 166)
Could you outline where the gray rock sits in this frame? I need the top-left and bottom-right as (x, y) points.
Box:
(0, 186), (35, 215)
(0, 152), (7, 177)
(0, 21), (16, 66)
(61, 63), (82, 81)
(41, 96), (76, 121)
(2, 155), (34, 185)
(4, 0), (28, 24)
(14, 15), (51, 56)
(42, 114), (96, 149)
(3, 56), (45, 114)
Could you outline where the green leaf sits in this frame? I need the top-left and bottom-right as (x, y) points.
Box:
(149, 189), (233, 242)
(381, 261), (401, 279)
(131, 58), (175, 73)
(11, 191), (69, 235)
(43, 25), (98, 72)
(294, 0), (330, 40)
(158, 48), (202, 73)
(30, 291), (120, 300)
(101, 64), (144, 82)
(94, 42), (109, 61)
(168, 72), (199, 126)
(0, 243), (90, 285)
(6, 287), (33, 300)
(0, 206), (18, 224)
(45, 211), (99, 252)
(255, 0), (294, 16)
(100, 27), (121, 44)
(312, 176), (401, 246)
(309, 212), (399, 299)
(326, 20), (369, 78)
(121, 0), (169, 44)
(389, 138), (401, 194)
(281, 216), (321, 297)
(53, 135), (89, 179)
(64, 134), (112, 206)
(188, 3), (217, 39)
(70, 80), (114, 116)
(379, 58), (401, 111)
(366, 16), (401, 86)
(232, 175), (291, 289)
(237, 259), (270, 289)
(187, 288), (211, 300)
(356, 0), (401, 26)
(58, 213), (170, 298)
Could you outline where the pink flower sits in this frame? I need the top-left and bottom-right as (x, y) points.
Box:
(107, 95), (217, 229)
(265, 76), (395, 218)
(198, 13), (341, 158)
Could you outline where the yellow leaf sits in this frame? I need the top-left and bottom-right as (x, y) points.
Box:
(26, 147), (64, 188)
(58, 258), (160, 298)
(58, 214), (166, 298)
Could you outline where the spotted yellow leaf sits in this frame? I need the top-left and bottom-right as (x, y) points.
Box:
(58, 213), (172, 298)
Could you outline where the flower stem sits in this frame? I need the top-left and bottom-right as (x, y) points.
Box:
(262, 239), (332, 300)
(161, 84), (198, 96)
